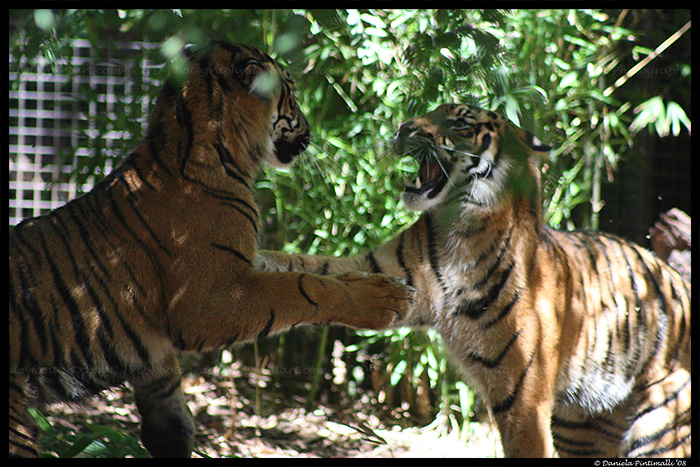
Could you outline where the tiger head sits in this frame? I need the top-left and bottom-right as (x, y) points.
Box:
(394, 104), (551, 213)
(170, 41), (310, 171)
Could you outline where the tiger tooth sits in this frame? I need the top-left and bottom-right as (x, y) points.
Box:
(415, 177), (422, 189)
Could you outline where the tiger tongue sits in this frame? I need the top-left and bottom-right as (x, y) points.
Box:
(420, 159), (442, 186)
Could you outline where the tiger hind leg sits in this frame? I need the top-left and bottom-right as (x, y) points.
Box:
(9, 375), (39, 458)
(132, 353), (195, 458)
(551, 403), (630, 457)
(624, 368), (691, 458)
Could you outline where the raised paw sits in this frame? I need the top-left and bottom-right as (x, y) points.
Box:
(334, 272), (416, 330)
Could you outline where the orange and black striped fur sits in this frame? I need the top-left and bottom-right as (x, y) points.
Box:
(9, 41), (414, 458)
(257, 104), (691, 457)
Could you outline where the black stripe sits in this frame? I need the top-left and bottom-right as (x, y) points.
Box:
(69, 245), (150, 364)
(172, 331), (187, 351)
(64, 202), (112, 281)
(396, 232), (414, 287)
(198, 55), (214, 97)
(205, 190), (259, 217)
(98, 331), (129, 376)
(481, 290), (520, 329)
(119, 156), (156, 192)
(257, 308), (276, 340)
(606, 237), (651, 379)
(114, 172), (171, 257)
(38, 225), (92, 368)
(211, 243), (251, 264)
(15, 263), (49, 362)
(105, 180), (169, 259)
(9, 430), (39, 457)
(552, 432), (603, 457)
(82, 191), (152, 318)
(491, 351), (535, 414)
(471, 239), (507, 291)
(469, 330), (520, 368)
(366, 252), (382, 274)
(575, 231), (633, 376)
(319, 261), (330, 276)
(12, 222), (43, 264)
(214, 141), (250, 187)
(551, 414), (625, 443)
(175, 93), (195, 174)
(476, 132), (492, 158)
(455, 261), (514, 319)
(220, 195), (258, 215)
(471, 225), (507, 268)
(224, 333), (240, 348)
(193, 336), (207, 352)
(297, 274), (319, 307)
(49, 208), (144, 374)
(12, 290), (33, 369)
(87, 268), (152, 365)
(627, 413), (689, 456)
(424, 214), (447, 295)
(48, 297), (64, 368)
(666, 283), (688, 366)
(212, 65), (231, 92)
(146, 129), (173, 176)
(631, 430), (691, 457)
(634, 375), (691, 421)
(221, 201), (258, 233)
(142, 374), (183, 400)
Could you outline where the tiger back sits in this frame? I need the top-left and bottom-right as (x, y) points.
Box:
(9, 41), (415, 458)
(256, 104), (691, 457)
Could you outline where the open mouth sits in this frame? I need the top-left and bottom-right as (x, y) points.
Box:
(404, 157), (451, 199)
(270, 132), (310, 166)
(274, 134), (310, 165)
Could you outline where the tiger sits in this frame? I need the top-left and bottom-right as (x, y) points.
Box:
(256, 103), (691, 458)
(9, 41), (415, 458)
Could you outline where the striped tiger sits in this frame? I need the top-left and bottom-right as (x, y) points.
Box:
(9, 41), (415, 458)
(256, 104), (691, 458)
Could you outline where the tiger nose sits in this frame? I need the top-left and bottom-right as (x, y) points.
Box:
(393, 121), (421, 154)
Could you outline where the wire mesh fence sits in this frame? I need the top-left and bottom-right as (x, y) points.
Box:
(9, 38), (162, 226)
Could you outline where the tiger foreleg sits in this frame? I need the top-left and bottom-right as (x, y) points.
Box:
(484, 346), (558, 458)
(169, 269), (414, 350)
(132, 354), (195, 458)
(9, 375), (39, 458)
(255, 250), (361, 276)
(492, 399), (555, 457)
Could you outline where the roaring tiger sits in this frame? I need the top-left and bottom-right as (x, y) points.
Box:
(9, 41), (415, 458)
(256, 104), (691, 458)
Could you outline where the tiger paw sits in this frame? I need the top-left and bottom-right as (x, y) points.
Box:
(254, 252), (291, 272)
(334, 272), (416, 329)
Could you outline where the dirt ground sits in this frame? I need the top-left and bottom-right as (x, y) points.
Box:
(38, 362), (503, 459)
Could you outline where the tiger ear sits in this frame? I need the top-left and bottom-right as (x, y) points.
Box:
(518, 129), (551, 166)
(182, 43), (200, 59)
(529, 134), (551, 164)
(239, 60), (265, 88)
(240, 60), (281, 99)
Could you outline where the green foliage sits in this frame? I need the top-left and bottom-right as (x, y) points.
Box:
(630, 96), (692, 137)
(502, 10), (691, 229)
(30, 407), (149, 458)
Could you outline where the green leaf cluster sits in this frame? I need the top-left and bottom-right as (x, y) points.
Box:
(29, 408), (149, 458)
